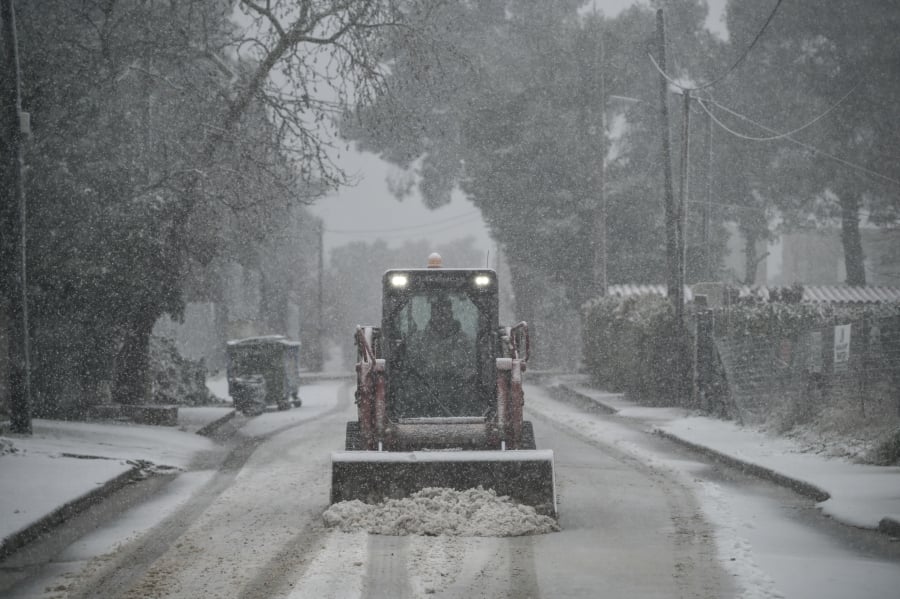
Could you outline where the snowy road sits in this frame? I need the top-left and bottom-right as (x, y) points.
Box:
(7, 380), (899, 598)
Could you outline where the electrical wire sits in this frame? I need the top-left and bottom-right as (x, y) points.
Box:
(648, 0), (785, 92)
(324, 210), (482, 234)
(695, 83), (858, 142)
(353, 216), (489, 241)
(698, 97), (900, 187)
(689, 198), (884, 225)
(687, 199), (768, 213)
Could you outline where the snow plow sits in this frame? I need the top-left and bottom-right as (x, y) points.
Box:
(330, 254), (556, 517)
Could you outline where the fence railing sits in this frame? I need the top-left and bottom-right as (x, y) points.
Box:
(695, 307), (900, 427)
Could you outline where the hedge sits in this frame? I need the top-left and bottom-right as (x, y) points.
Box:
(581, 294), (691, 405)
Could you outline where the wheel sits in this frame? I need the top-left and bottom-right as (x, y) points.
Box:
(345, 421), (362, 450)
(520, 420), (536, 450)
(244, 403), (265, 417)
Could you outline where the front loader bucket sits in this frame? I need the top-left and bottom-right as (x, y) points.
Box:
(330, 449), (556, 517)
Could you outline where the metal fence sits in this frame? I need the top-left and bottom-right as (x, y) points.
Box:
(695, 308), (900, 427)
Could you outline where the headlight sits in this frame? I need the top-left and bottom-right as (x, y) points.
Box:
(390, 274), (408, 288)
(474, 275), (491, 287)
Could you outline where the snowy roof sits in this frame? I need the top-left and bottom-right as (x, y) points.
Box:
(608, 284), (900, 305)
(608, 284), (694, 302)
(801, 285), (900, 304)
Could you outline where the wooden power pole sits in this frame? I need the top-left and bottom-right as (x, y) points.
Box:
(678, 89), (691, 312)
(1, 0), (32, 433)
(594, 30), (608, 298)
(314, 220), (324, 372)
(655, 9), (683, 320)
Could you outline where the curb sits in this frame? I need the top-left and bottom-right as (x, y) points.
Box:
(546, 383), (900, 538)
(544, 384), (619, 415)
(549, 383), (831, 503)
(0, 464), (143, 560)
(651, 428), (831, 503)
(195, 410), (238, 438)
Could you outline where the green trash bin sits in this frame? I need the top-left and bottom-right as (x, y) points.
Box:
(226, 335), (302, 412)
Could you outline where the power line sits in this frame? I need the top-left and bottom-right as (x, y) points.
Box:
(699, 97), (900, 187)
(696, 83), (858, 142)
(687, 199), (767, 213)
(689, 198), (884, 222)
(355, 217), (489, 241)
(324, 210), (482, 234)
(648, 0), (784, 92)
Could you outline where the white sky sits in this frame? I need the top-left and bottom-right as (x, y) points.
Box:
(311, 151), (492, 256)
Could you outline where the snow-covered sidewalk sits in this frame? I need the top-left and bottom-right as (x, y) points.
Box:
(0, 406), (232, 556)
(549, 379), (900, 536)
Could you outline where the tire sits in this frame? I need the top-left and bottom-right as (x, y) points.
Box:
(345, 421), (363, 450)
(244, 404), (265, 417)
(520, 421), (536, 450)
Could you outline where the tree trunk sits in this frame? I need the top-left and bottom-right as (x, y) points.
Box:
(840, 192), (866, 286)
(112, 313), (155, 405)
(1, 0), (32, 433)
(742, 226), (759, 286)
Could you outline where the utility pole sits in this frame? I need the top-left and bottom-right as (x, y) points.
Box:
(593, 29), (608, 298)
(313, 220), (324, 372)
(703, 103), (713, 280)
(678, 89), (691, 309)
(655, 9), (682, 320)
(0, 0), (32, 433)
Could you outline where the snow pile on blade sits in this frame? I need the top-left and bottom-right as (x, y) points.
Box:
(323, 487), (559, 537)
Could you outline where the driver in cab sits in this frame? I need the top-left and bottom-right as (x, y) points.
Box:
(406, 295), (475, 407)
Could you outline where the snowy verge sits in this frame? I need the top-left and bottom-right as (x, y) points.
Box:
(0, 419), (217, 546)
(547, 382), (900, 532)
(658, 416), (900, 530)
(323, 487), (559, 537)
(0, 456), (137, 554)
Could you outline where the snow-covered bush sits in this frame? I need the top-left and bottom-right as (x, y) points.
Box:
(581, 295), (690, 405)
(868, 428), (900, 466)
(149, 336), (217, 406)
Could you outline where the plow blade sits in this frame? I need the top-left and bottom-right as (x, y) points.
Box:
(330, 449), (556, 517)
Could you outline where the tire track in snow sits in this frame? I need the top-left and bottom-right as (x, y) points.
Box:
(366, 535), (414, 598)
(66, 382), (352, 599)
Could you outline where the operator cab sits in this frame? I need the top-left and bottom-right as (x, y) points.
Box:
(382, 259), (499, 419)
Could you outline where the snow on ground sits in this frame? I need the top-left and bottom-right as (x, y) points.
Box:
(284, 531), (368, 599)
(660, 416), (900, 529)
(525, 383), (900, 599)
(2, 419), (215, 468)
(3, 377), (900, 598)
(177, 406), (234, 433)
(0, 419), (218, 543)
(694, 481), (785, 599)
(554, 381), (900, 530)
(1, 454), (133, 542)
(237, 381), (343, 437)
(701, 482), (900, 599)
(205, 374), (231, 402)
(323, 487), (559, 536)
